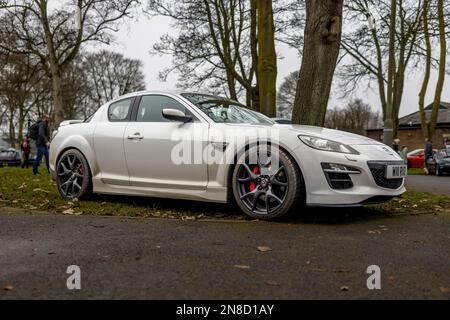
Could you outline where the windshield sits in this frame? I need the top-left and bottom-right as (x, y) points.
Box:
(182, 93), (274, 125)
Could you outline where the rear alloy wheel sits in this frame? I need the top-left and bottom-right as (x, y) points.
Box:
(232, 146), (304, 220)
(56, 149), (92, 199)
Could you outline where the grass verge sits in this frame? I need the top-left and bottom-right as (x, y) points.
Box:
(1, 166), (449, 221)
(408, 168), (426, 176)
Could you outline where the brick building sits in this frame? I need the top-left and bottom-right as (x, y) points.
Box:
(366, 102), (450, 150)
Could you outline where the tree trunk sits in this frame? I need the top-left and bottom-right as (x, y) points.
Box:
(251, 86), (260, 111)
(226, 70), (238, 101)
(383, 0), (397, 146)
(51, 67), (65, 126)
(429, 0), (446, 137)
(292, 0), (343, 126)
(419, 0), (432, 140)
(392, 66), (405, 139)
(18, 108), (25, 142)
(8, 110), (16, 148)
(257, 0), (277, 117)
(249, 0), (260, 112)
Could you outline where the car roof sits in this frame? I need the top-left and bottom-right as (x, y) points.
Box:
(116, 90), (232, 101)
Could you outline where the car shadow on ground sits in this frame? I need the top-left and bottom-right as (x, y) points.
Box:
(87, 194), (396, 225)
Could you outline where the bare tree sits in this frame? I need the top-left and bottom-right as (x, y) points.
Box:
(276, 71), (298, 118)
(325, 99), (381, 134)
(82, 50), (146, 110)
(147, 0), (300, 112)
(292, 0), (344, 126)
(0, 44), (46, 147)
(340, 0), (427, 141)
(419, 0), (447, 140)
(0, 0), (138, 125)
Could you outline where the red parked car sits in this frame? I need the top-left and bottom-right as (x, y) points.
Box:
(407, 149), (438, 168)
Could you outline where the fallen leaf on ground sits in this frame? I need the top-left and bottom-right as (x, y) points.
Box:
(440, 287), (450, 293)
(63, 208), (75, 215)
(4, 285), (13, 291)
(340, 286), (349, 292)
(265, 281), (281, 287)
(257, 246), (272, 252)
(234, 265), (251, 269)
(33, 188), (49, 194)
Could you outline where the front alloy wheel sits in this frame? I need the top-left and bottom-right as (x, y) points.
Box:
(232, 146), (304, 220)
(56, 149), (92, 199)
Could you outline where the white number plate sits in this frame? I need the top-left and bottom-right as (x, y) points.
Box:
(385, 165), (407, 179)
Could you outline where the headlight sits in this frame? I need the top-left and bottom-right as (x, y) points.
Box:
(298, 135), (359, 155)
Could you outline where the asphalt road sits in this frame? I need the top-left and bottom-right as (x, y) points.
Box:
(405, 175), (450, 196)
(1, 209), (449, 300)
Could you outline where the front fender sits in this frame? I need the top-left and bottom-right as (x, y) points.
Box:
(50, 123), (98, 178)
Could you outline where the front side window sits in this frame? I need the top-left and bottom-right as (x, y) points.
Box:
(108, 98), (133, 121)
(182, 93), (274, 125)
(137, 95), (190, 122)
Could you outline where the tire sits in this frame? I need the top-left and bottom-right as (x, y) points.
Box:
(56, 149), (92, 200)
(231, 145), (304, 220)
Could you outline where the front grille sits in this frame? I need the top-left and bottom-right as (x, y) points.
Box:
(321, 163), (360, 190)
(367, 161), (404, 190)
(325, 172), (353, 190)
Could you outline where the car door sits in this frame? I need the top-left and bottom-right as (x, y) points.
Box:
(93, 97), (134, 186)
(123, 94), (209, 190)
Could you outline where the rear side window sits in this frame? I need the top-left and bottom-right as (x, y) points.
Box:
(108, 98), (133, 121)
(137, 95), (193, 122)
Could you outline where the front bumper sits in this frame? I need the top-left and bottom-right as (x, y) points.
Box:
(292, 144), (406, 206)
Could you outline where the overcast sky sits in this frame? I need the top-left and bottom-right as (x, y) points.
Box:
(103, 15), (449, 118)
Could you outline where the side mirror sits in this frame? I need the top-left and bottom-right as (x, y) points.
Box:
(162, 109), (193, 123)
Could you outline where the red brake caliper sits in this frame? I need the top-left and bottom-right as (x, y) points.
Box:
(249, 166), (260, 191)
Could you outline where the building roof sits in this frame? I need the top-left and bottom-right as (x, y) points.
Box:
(399, 102), (450, 127)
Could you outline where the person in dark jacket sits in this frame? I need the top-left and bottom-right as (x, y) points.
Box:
(20, 135), (31, 169)
(423, 139), (433, 174)
(32, 114), (50, 175)
(424, 139), (433, 160)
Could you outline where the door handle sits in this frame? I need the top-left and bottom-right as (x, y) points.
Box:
(127, 133), (144, 140)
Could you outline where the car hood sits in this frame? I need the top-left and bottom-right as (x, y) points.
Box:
(278, 125), (383, 145)
(224, 123), (382, 146)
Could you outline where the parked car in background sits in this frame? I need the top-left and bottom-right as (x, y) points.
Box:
(0, 148), (22, 167)
(426, 149), (450, 176)
(0, 148), (35, 167)
(407, 148), (438, 168)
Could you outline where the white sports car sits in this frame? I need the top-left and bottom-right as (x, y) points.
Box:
(50, 91), (406, 220)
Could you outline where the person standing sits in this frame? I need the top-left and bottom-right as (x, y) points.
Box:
(392, 139), (400, 153)
(32, 114), (51, 175)
(424, 139), (433, 174)
(401, 145), (408, 165)
(20, 135), (31, 169)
